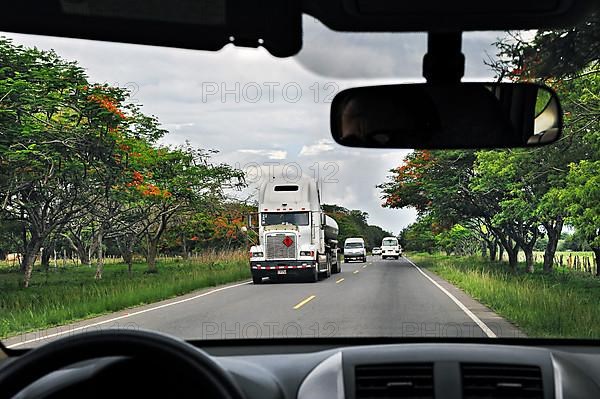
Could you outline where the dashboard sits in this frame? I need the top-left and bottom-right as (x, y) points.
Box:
(2, 337), (600, 399)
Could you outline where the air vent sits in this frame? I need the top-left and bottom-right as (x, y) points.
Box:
(355, 363), (434, 399)
(461, 363), (543, 399)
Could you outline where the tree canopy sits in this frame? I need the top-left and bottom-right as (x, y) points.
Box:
(0, 37), (245, 286)
(380, 16), (600, 273)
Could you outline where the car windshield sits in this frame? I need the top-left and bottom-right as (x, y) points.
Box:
(345, 243), (364, 249)
(261, 212), (309, 226)
(1, 15), (599, 349)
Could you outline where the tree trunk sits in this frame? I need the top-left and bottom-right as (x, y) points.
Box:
(593, 247), (600, 277)
(498, 243), (504, 262)
(543, 218), (563, 273)
(117, 235), (136, 276)
(41, 246), (51, 272)
(94, 229), (104, 280)
(146, 213), (170, 273)
(64, 233), (91, 266)
(524, 246), (535, 273)
(20, 209), (27, 273)
(506, 248), (518, 271)
(493, 229), (517, 270)
(146, 238), (159, 273)
(182, 233), (188, 260)
(124, 251), (133, 275)
(78, 245), (91, 267)
(22, 238), (42, 288)
(123, 241), (134, 276)
(487, 241), (497, 262)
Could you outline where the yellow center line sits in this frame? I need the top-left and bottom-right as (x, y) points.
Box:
(336, 278), (345, 284)
(353, 270), (359, 274)
(293, 295), (316, 310)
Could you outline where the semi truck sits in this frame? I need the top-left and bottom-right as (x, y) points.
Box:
(248, 177), (340, 284)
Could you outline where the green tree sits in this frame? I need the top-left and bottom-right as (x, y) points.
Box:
(399, 216), (438, 253)
(322, 204), (392, 249)
(0, 39), (127, 286)
(562, 160), (600, 273)
(435, 224), (478, 256)
(137, 144), (244, 273)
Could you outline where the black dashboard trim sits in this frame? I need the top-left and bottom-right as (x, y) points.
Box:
(4, 336), (600, 356)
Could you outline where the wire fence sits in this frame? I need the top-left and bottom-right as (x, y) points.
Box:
(496, 251), (599, 275)
(0, 250), (248, 271)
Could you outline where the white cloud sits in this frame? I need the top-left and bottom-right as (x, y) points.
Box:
(299, 139), (335, 157)
(238, 149), (288, 160)
(164, 122), (195, 131)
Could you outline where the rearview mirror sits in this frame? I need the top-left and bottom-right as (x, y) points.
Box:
(330, 83), (562, 149)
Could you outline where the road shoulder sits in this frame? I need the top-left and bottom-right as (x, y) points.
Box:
(3, 279), (252, 349)
(407, 257), (526, 338)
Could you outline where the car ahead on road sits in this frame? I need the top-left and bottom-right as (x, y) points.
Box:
(372, 247), (382, 256)
(381, 237), (402, 260)
(343, 237), (366, 262)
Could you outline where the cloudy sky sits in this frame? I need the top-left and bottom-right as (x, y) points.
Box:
(1, 18), (506, 235)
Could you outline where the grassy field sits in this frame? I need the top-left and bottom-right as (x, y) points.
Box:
(0, 252), (250, 339)
(410, 253), (600, 339)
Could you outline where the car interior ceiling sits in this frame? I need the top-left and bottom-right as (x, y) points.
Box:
(1, 1), (599, 399)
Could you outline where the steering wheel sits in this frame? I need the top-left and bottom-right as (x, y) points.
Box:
(0, 329), (245, 399)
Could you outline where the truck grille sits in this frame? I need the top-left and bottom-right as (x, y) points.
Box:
(265, 233), (296, 260)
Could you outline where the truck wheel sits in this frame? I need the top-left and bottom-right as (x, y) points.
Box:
(252, 275), (262, 284)
(332, 259), (340, 274)
(319, 256), (332, 279)
(309, 267), (319, 283)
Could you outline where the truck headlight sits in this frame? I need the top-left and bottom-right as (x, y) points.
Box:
(251, 252), (264, 258)
(300, 251), (315, 257)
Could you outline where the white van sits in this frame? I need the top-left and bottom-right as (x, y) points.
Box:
(381, 236), (401, 260)
(343, 237), (366, 263)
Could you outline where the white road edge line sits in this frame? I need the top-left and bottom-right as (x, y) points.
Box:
(405, 258), (497, 338)
(7, 280), (252, 348)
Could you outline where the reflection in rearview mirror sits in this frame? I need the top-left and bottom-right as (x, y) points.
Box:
(330, 83), (562, 149)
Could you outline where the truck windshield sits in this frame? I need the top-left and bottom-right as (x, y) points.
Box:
(345, 242), (364, 248)
(382, 239), (398, 246)
(261, 212), (309, 226)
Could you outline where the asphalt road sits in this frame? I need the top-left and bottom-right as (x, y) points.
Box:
(4, 256), (524, 349)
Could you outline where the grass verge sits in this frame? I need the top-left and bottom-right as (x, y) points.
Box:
(409, 253), (600, 339)
(0, 252), (250, 339)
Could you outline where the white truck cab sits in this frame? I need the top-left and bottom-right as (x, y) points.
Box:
(381, 236), (401, 260)
(343, 237), (366, 263)
(249, 177), (339, 284)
